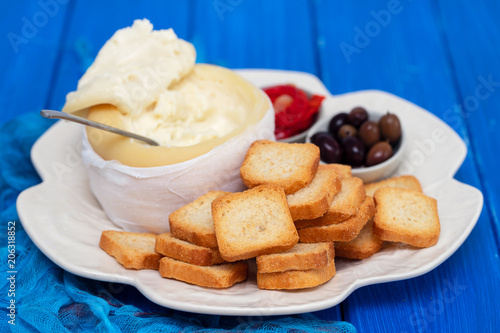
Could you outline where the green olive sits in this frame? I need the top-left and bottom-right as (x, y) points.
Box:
(337, 124), (357, 140)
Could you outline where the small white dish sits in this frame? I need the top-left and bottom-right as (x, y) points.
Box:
(17, 70), (482, 316)
(306, 111), (406, 183)
(243, 70), (332, 143)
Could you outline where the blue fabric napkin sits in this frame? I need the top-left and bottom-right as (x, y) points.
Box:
(0, 113), (356, 333)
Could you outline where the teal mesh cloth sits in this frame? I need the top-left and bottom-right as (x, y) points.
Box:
(0, 113), (356, 333)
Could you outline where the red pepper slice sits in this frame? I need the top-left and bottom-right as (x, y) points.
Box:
(264, 84), (325, 140)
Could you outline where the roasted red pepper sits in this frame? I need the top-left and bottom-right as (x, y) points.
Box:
(264, 84), (325, 140)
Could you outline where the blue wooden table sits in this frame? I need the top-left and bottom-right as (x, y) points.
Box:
(1, 1), (499, 332)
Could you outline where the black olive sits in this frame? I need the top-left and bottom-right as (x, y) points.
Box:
(348, 107), (369, 127)
(358, 121), (380, 148)
(342, 136), (365, 167)
(311, 132), (343, 163)
(328, 113), (349, 137)
(379, 113), (401, 144)
(366, 141), (393, 166)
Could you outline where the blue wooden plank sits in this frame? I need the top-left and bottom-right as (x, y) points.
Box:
(0, 0), (72, 124)
(436, 0), (500, 251)
(191, 0), (317, 73)
(46, 0), (193, 112)
(313, 0), (500, 331)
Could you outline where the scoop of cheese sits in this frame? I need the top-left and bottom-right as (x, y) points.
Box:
(62, 19), (269, 167)
(63, 19), (196, 116)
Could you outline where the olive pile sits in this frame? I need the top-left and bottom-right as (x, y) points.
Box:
(311, 107), (401, 168)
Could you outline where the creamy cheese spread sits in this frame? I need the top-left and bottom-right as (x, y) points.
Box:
(121, 64), (251, 147)
(63, 19), (195, 118)
(62, 19), (269, 166)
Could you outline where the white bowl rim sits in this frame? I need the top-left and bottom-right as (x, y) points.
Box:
(306, 109), (406, 178)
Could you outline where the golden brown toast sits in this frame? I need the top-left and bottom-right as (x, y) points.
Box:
(159, 257), (248, 288)
(212, 184), (299, 261)
(155, 232), (226, 266)
(364, 175), (422, 197)
(295, 177), (366, 229)
(287, 166), (341, 221)
(321, 163), (352, 179)
(256, 242), (333, 273)
(169, 191), (229, 248)
(373, 187), (440, 248)
(257, 246), (336, 290)
(99, 230), (162, 270)
(335, 220), (383, 259)
(298, 196), (375, 243)
(240, 140), (320, 194)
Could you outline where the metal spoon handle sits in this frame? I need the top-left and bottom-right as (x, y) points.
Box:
(41, 109), (160, 146)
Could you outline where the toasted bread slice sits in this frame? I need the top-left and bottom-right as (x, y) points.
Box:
(169, 191), (229, 248)
(155, 233), (226, 266)
(373, 187), (440, 248)
(257, 248), (336, 290)
(99, 231), (162, 270)
(240, 140), (320, 194)
(365, 175), (422, 197)
(159, 257), (248, 288)
(298, 196), (375, 243)
(335, 220), (383, 259)
(294, 177), (365, 229)
(212, 184), (299, 262)
(287, 166), (341, 221)
(321, 163), (352, 179)
(256, 242), (333, 273)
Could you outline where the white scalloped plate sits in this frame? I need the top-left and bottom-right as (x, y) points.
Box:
(17, 70), (483, 316)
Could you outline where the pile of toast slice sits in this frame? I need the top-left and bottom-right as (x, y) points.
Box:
(99, 140), (440, 290)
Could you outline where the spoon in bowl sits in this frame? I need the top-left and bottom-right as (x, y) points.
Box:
(41, 109), (160, 146)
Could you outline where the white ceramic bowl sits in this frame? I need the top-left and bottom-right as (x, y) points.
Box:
(306, 111), (406, 183)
